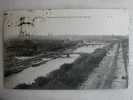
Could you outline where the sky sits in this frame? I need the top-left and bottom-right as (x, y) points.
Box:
(3, 9), (129, 39)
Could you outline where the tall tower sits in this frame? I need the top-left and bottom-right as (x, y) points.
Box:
(18, 16), (34, 40)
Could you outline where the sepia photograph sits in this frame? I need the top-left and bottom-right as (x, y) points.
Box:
(3, 9), (129, 89)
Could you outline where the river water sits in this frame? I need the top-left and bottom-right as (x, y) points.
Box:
(5, 45), (105, 88)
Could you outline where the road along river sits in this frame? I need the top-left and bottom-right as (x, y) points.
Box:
(5, 44), (105, 88)
(79, 42), (128, 89)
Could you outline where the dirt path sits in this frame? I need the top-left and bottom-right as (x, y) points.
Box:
(79, 42), (128, 89)
(111, 43), (127, 88)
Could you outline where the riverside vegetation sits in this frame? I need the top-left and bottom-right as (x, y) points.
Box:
(14, 43), (113, 89)
(4, 39), (77, 77)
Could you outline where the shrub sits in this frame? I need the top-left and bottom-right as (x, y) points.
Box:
(14, 83), (31, 89)
(60, 63), (73, 71)
(34, 76), (50, 87)
(42, 79), (71, 89)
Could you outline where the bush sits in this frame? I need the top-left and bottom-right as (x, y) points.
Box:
(42, 80), (71, 89)
(60, 63), (73, 71)
(14, 83), (31, 89)
(34, 76), (50, 87)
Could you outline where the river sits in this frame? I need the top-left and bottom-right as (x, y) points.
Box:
(5, 44), (106, 88)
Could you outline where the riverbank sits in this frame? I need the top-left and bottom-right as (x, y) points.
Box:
(14, 44), (111, 89)
(79, 41), (128, 89)
(4, 39), (78, 77)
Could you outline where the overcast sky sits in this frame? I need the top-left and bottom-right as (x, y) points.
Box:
(4, 9), (129, 39)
